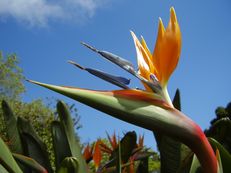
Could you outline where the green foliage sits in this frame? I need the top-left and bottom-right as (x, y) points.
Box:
(0, 99), (55, 169)
(52, 120), (72, 169)
(118, 131), (137, 164)
(1, 100), (23, 154)
(83, 131), (158, 173)
(1, 99), (53, 172)
(0, 52), (55, 167)
(0, 52), (82, 171)
(0, 137), (23, 173)
(13, 153), (48, 173)
(57, 157), (79, 173)
(188, 139), (226, 173)
(17, 116), (53, 172)
(0, 52), (25, 100)
(0, 100), (86, 173)
(148, 154), (160, 172)
(56, 101), (88, 172)
(209, 138), (231, 173)
(189, 154), (201, 173)
(215, 107), (229, 119)
(205, 102), (231, 153)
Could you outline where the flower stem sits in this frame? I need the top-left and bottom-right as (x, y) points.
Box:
(161, 87), (217, 172)
(190, 124), (217, 173)
(162, 86), (173, 107)
(179, 117), (218, 173)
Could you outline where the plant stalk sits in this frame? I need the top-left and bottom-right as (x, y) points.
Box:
(175, 110), (218, 173)
(189, 124), (217, 173)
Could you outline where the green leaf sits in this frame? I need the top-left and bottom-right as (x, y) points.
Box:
(57, 157), (79, 173)
(208, 138), (231, 173)
(120, 131), (137, 163)
(51, 120), (72, 169)
(103, 131), (137, 169)
(113, 132), (136, 172)
(216, 150), (223, 173)
(57, 101), (88, 173)
(13, 153), (47, 173)
(17, 117), (53, 173)
(189, 148), (225, 173)
(136, 157), (149, 173)
(153, 89), (182, 173)
(172, 89), (181, 111)
(156, 136), (182, 173)
(1, 100), (23, 154)
(0, 136), (23, 173)
(0, 165), (9, 173)
(189, 154), (201, 173)
(117, 142), (122, 173)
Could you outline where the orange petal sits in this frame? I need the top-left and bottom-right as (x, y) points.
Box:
(83, 144), (92, 162)
(131, 31), (155, 91)
(152, 7), (181, 86)
(141, 36), (159, 76)
(111, 132), (118, 149)
(131, 32), (154, 78)
(93, 140), (102, 170)
(140, 36), (153, 65)
(152, 17), (165, 81)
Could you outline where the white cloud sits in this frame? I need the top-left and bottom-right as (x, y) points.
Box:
(0, 0), (108, 27)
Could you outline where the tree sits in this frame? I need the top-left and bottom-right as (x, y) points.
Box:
(205, 101), (231, 153)
(0, 52), (25, 100)
(0, 51), (55, 167)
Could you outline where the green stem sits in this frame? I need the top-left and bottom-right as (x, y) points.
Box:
(162, 85), (173, 107)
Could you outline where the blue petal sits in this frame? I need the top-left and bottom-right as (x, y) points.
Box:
(81, 42), (162, 93)
(68, 61), (130, 89)
(81, 42), (136, 75)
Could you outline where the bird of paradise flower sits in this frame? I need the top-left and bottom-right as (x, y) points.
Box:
(28, 7), (219, 173)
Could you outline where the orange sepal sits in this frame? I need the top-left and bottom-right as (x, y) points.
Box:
(83, 143), (93, 162)
(131, 31), (154, 91)
(152, 7), (181, 86)
(93, 140), (102, 170)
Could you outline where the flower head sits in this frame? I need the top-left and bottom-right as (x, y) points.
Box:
(28, 7), (186, 136)
(29, 7), (217, 173)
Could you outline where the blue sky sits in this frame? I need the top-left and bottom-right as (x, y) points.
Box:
(1, 0), (231, 149)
